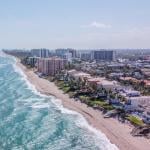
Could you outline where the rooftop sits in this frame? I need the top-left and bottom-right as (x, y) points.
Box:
(87, 77), (105, 83)
(120, 77), (140, 83)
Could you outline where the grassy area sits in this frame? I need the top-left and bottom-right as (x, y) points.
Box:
(102, 105), (114, 111)
(127, 115), (144, 126)
(62, 86), (70, 93)
(79, 95), (90, 102)
(91, 100), (107, 106)
(88, 100), (114, 110)
(54, 80), (71, 93)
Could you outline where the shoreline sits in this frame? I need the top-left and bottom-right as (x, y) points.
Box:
(16, 60), (150, 150)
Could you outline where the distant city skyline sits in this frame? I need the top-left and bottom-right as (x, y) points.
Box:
(0, 0), (150, 49)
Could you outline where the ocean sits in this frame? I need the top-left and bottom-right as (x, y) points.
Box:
(0, 51), (118, 150)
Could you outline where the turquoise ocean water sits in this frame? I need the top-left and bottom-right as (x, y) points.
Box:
(0, 51), (118, 150)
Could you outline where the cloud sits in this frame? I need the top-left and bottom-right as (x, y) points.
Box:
(81, 21), (112, 29)
(83, 27), (150, 48)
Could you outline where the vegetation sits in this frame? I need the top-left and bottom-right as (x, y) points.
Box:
(88, 100), (114, 111)
(62, 86), (70, 93)
(55, 80), (71, 93)
(79, 95), (90, 103)
(127, 115), (144, 126)
(53, 74), (118, 113)
(50, 72), (149, 126)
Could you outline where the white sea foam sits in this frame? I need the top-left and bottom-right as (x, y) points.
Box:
(50, 97), (118, 150)
(12, 61), (48, 98)
(31, 102), (50, 109)
(12, 57), (119, 150)
(75, 113), (118, 150)
(0, 51), (16, 62)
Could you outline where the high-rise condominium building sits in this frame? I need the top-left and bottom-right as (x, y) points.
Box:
(77, 50), (93, 61)
(93, 50), (115, 61)
(55, 48), (76, 60)
(31, 49), (49, 58)
(37, 57), (67, 76)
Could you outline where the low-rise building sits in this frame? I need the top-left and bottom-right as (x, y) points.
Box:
(67, 69), (78, 76)
(125, 90), (140, 97)
(67, 70), (91, 81)
(119, 89), (141, 97)
(109, 73), (124, 78)
(73, 72), (91, 81)
(67, 70), (120, 91)
(144, 80), (150, 87)
(127, 96), (150, 113)
(100, 80), (119, 91)
(141, 68), (150, 78)
(120, 77), (140, 83)
(87, 77), (104, 89)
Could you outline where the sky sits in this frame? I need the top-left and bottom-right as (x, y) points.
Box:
(0, 0), (150, 49)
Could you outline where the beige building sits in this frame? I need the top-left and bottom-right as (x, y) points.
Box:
(100, 80), (120, 91)
(37, 57), (67, 76)
(67, 70), (91, 81)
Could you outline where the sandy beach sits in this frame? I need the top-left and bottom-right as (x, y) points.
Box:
(17, 61), (150, 150)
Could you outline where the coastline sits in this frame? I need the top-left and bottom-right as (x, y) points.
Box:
(16, 60), (150, 150)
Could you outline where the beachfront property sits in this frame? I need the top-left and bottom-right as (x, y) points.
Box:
(119, 89), (141, 97)
(87, 77), (104, 89)
(26, 57), (38, 68)
(99, 80), (119, 91)
(67, 69), (120, 91)
(3, 49), (150, 140)
(123, 96), (150, 124)
(128, 96), (150, 112)
(37, 57), (67, 76)
(67, 69), (91, 80)
(87, 77), (120, 91)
